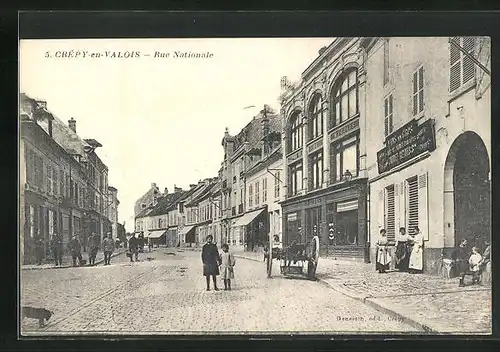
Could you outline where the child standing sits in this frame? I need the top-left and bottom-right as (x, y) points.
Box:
(469, 246), (483, 285)
(220, 244), (236, 291)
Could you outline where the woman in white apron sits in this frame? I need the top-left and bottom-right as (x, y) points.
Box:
(409, 226), (424, 274)
(376, 229), (391, 273)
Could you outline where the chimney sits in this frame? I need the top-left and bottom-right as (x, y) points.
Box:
(319, 46), (327, 56)
(36, 100), (47, 109)
(151, 183), (157, 188)
(164, 187), (168, 194)
(189, 184), (197, 189)
(68, 118), (76, 133)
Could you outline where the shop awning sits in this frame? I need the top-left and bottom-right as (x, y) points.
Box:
(147, 230), (167, 239)
(178, 225), (196, 236)
(336, 200), (358, 213)
(233, 208), (265, 227)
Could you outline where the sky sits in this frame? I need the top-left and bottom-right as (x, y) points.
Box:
(20, 37), (334, 232)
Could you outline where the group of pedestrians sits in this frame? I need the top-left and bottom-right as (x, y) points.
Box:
(451, 238), (490, 287)
(35, 232), (116, 267)
(201, 235), (236, 291)
(375, 226), (424, 274)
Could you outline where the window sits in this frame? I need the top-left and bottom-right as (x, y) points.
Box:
(332, 136), (359, 182)
(179, 202), (184, 213)
(310, 150), (323, 190)
(289, 112), (303, 152)
(59, 170), (64, 196)
(384, 94), (394, 137)
(48, 209), (54, 236)
(248, 184), (253, 207)
(240, 189), (244, 207)
(406, 176), (419, 232)
(255, 181), (260, 205)
(331, 69), (359, 127)
(263, 178), (268, 202)
(412, 66), (424, 115)
(53, 168), (58, 196)
(450, 36), (476, 92)
(289, 162), (303, 196)
(385, 185), (396, 242)
(309, 94), (323, 139)
(46, 164), (53, 193)
(29, 205), (35, 238)
(383, 40), (390, 85)
(274, 171), (280, 198)
(25, 147), (34, 184)
(65, 174), (70, 198)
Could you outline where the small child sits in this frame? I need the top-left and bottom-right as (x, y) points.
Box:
(220, 243), (236, 291)
(469, 246), (483, 285)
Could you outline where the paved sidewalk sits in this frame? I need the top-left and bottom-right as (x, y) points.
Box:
(233, 250), (491, 334)
(22, 248), (128, 271)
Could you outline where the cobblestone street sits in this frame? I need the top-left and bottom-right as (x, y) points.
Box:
(21, 249), (419, 335)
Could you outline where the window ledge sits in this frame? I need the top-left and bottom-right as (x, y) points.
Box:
(448, 79), (476, 105)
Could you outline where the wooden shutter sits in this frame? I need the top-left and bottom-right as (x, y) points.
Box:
(450, 37), (461, 92)
(418, 66), (424, 113)
(407, 176), (419, 233)
(418, 172), (429, 241)
(462, 37), (475, 84)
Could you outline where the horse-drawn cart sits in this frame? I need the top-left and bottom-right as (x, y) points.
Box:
(265, 235), (320, 280)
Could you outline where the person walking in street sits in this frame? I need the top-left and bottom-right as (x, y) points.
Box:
(469, 246), (483, 285)
(451, 238), (469, 287)
(395, 227), (411, 272)
(375, 229), (391, 274)
(34, 236), (44, 266)
(220, 243), (236, 290)
(202, 235), (221, 291)
(68, 235), (84, 267)
(408, 226), (424, 274)
(102, 233), (115, 265)
(88, 232), (99, 266)
(128, 233), (139, 262)
(51, 233), (63, 267)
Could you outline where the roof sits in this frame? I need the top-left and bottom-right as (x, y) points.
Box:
(185, 179), (218, 207)
(50, 113), (92, 158)
(147, 192), (186, 217)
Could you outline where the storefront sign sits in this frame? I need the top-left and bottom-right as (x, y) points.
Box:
(377, 119), (436, 174)
(307, 138), (323, 154)
(329, 117), (359, 143)
(288, 149), (302, 163)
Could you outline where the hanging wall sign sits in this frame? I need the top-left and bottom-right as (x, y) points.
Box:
(377, 119), (436, 174)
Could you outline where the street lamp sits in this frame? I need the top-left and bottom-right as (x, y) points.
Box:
(343, 169), (353, 182)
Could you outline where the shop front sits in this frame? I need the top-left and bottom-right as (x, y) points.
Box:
(281, 179), (368, 262)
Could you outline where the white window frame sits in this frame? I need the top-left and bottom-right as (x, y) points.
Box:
(412, 65), (424, 117)
(384, 93), (394, 137)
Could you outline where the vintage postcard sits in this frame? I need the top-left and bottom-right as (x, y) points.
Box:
(19, 35), (491, 336)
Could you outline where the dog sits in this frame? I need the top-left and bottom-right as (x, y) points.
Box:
(22, 306), (54, 328)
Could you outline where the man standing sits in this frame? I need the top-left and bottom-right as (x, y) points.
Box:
(451, 238), (469, 287)
(102, 233), (115, 265)
(68, 235), (83, 267)
(88, 232), (99, 266)
(128, 233), (139, 262)
(34, 236), (44, 266)
(51, 233), (63, 266)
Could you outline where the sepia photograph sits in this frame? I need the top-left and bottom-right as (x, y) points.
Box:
(19, 35), (491, 336)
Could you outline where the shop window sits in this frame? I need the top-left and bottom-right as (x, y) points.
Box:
(385, 184), (396, 242)
(305, 206), (322, 243)
(285, 212), (302, 245)
(309, 150), (323, 190)
(406, 176), (419, 232)
(308, 93), (323, 140)
(335, 201), (359, 245)
(384, 94), (394, 137)
(330, 68), (359, 128)
(331, 135), (359, 182)
(289, 161), (303, 196)
(449, 36), (476, 92)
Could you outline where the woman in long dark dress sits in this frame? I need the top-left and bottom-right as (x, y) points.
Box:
(394, 227), (411, 272)
(202, 235), (221, 291)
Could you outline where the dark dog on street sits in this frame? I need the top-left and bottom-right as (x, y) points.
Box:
(22, 306), (54, 327)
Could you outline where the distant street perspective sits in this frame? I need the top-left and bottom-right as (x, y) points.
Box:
(20, 35), (491, 335)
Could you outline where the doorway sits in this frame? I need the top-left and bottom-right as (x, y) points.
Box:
(444, 131), (490, 250)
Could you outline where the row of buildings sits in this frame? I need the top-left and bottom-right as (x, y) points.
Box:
(135, 36), (491, 275)
(19, 94), (123, 265)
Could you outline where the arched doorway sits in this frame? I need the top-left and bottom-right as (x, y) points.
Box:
(444, 131), (490, 250)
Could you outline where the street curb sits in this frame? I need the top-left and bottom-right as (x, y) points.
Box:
(235, 254), (439, 334)
(21, 250), (128, 271)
